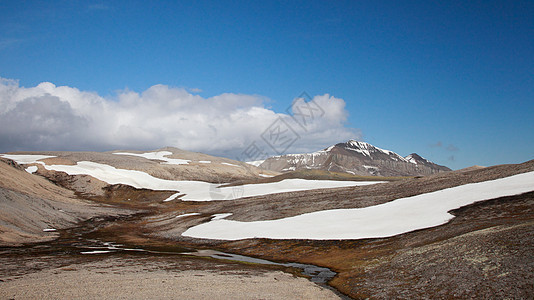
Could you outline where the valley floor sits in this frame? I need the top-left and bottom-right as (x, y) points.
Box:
(0, 254), (339, 300)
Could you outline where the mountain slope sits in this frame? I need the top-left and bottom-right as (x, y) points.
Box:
(0, 158), (124, 246)
(405, 153), (450, 172)
(255, 140), (451, 176)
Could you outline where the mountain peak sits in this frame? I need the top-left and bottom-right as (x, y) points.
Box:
(405, 153), (427, 164)
(333, 140), (406, 162)
(345, 139), (371, 147)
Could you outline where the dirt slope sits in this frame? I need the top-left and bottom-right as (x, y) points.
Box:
(0, 158), (127, 246)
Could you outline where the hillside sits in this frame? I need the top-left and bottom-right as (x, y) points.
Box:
(0, 158), (126, 246)
(9, 147), (278, 183)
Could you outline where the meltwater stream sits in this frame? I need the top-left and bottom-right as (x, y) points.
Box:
(73, 241), (337, 284)
(184, 249), (337, 284)
(0, 215), (338, 286)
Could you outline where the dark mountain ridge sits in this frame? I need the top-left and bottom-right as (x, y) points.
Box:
(255, 140), (451, 177)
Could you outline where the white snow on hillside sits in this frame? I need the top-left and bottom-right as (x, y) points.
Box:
(345, 140), (408, 162)
(2, 154), (380, 201)
(405, 154), (431, 165)
(25, 166), (38, 174)
(113, 151), (191, 165)
(246, 160), (264, 167)
(1, 154), (55, 164)
(182, 171), (534, 240)
(337, 140), (404, 162)
(164, 193), (182, 202)
(175, 213), (200, 219)
(406, 155), (418, 164)
(221, 162), (240, 167)
(81, 250), (113, 255)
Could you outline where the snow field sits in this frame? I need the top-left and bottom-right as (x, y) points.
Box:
(182, 171), (534, 240)
(1, 154), (381, 201)
(113, 151), (191, 165)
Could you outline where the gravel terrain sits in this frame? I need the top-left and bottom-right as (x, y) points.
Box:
(0, 255), (339, 300)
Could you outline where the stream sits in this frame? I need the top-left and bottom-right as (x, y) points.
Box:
(0, 215), (346, 297)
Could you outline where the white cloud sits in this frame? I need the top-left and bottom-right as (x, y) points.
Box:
(0, 77), (360, 158)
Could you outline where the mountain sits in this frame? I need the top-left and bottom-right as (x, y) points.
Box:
(253, 140), (451, 176)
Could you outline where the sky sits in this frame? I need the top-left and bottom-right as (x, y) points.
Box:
(0, 0), (532, 169)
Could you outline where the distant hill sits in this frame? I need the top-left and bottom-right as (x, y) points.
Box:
(251, 140), (451, 176)
(6, 147), (278, 183)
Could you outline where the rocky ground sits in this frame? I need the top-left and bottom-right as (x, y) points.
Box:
(0, 254), (339, 299)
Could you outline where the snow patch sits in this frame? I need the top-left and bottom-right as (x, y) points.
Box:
(212, 213), (233, 220)
(221, 162), (240, 167)
(163, 193), (181, 202)
(182, 171), (534, 240)
(282, 166), (296, 171)
(343, 140), (408, 162)
(81, 250), (113, 255)
(114, 151), (190, 165)
(0, 154), (55, 164)
(246, 160), (264, 167)
(8, 158), (379, 201)
(175, 212), (200, 219)
(405, 154), (431, 165)
(406, 155), (418, 164)
(25, 165), (38, 174)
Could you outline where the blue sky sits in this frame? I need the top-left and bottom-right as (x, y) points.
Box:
(0, 1), (532, 169)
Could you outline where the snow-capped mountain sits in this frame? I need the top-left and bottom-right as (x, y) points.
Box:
(253, 140), (451, 176)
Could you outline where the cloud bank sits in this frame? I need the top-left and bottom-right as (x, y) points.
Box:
(0, 77), (360, 159)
